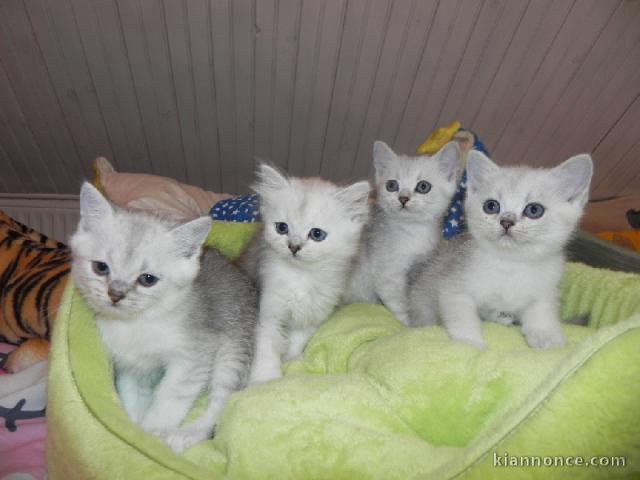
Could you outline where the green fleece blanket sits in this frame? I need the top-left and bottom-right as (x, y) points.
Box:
(47, 223), (640, 479)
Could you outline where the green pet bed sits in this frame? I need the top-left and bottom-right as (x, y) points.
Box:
(47, 223), (640, 479)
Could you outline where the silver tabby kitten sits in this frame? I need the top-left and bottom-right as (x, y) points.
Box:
(70, 183), (257, 452)
(345, 141), (460, 325)
(409, 152), (593, 349)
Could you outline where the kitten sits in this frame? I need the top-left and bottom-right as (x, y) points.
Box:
(237, 164), (370, 384)
(408, 152), (593, 349)
(70, 183), (257, 452)
(345, 141), (460, 325)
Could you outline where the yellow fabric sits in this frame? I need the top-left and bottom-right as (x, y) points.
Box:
(417, 120), (462, 155)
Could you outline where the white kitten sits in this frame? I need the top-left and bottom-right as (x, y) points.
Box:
(70, 183), (257, 452)
(345, 141), (460, 325)
(409, 152), (593, 349)
(238, 164), (370, 384)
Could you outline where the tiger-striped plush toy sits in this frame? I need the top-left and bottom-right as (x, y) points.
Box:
(0, 211), (71, 372)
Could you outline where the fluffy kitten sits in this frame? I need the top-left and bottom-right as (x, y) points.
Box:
(345, 141), (460, 325)
(237, 164), (370, 384)
(70, 183), (257, 452)
(408, 152), (593, 349)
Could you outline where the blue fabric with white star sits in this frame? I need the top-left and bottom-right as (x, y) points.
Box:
(441, 130), (491, 240)
(442, 171), (467, 240)
(210, 194), (261, 223)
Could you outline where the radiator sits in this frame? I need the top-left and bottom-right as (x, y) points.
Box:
(0, 194), (80, 244)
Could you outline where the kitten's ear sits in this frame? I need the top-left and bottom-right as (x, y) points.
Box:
(466, 151), (498, 193)
(79, 182), (113, 225)
(252, 162), (289, 197)
(373, 141), (396, 174)
(435, 142), (460, 181)
(552, 154), (593, 207)
(336, 181), (371, 222)
(169, 216), (212, 258)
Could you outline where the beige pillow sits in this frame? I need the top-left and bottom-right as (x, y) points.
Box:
(93, 157), (232, 220)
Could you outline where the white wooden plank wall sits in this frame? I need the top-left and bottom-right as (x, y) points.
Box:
(0, 0), (638, 199)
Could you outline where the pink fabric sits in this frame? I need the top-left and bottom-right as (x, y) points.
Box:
(0, 343), (47, 480)
(95, 157), (233, 220)
(0, 420), (46, 480)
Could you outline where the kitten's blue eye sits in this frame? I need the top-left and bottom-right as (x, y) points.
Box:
(483, 199), (500, 214)
(415, 180), (431, 194)
(523, 203), (545, 219)
(308, 228), (327, 242)
(92, 261), (110, 276)
(275, 222), (289, 235)
(137, 273), (159, 287)
(386, 180), (399, 192)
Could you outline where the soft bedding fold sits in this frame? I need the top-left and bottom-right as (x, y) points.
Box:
(47, 223), (640, 479)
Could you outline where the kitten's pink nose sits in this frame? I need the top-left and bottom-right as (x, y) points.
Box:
(108, 288), (126, 304)
(500, 218), (515, 231)
(288, 243), (301, 255)
(399, 196), (410, 206)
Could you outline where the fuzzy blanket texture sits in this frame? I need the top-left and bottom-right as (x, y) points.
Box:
(47, 223), (640, 479)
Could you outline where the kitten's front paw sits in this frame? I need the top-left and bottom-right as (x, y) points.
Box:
(140, 415), (171, 437)
(248, 364), (282, 386)
(450, 333), (487, 350)
(163, 426), (212, 453)
(523, 327), (566, 349)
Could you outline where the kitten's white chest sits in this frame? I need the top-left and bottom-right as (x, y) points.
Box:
(97, 313), (183, 372)
(466, 253), (561, 313)
(372, 222), (438, 272)
(270, 262), (344, 328)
